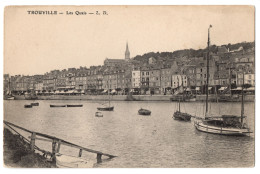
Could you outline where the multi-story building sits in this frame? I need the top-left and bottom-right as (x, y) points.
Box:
(172, 74), (188, 89)
(140, 67), (150, 94)
(160, 61), (178, 94)
(132, 68), (141, 88)
(149, 68), (161, 94)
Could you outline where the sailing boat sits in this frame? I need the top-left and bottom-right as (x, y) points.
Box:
(194, 25), (252, 136)
(173, 76), (192, 121)
(97, 85), (114, 111)
(173, 99), (192, 121)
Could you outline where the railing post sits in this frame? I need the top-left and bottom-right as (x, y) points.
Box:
(52, 140), (57, 154)
(97, 153), (102, 163)
(79, 149), (83, 157)
(51, 139), (57, 163)
(30, 132), (36, 151)
(56, 140), (61, 153)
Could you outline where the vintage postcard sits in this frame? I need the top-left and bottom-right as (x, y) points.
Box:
(3, 6), (255, 168)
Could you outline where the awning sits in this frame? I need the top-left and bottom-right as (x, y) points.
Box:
(111, 89), (116, 93)
(130, 89), (134, 92)
(245, 87), (255, 91)
(208, 87), (212, 90)
(218, 87), (227, 91)
(102, 90), (108, 93)
(110, 89), (116, 93)
(231, 87), (242, 91)
(185, 88), (191, 91)
(195, 87), (200, 91)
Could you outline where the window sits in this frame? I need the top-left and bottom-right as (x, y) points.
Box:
(142, 72), (144, 75)
(201, 69), (203, 72)
(133, 73), (135, 76)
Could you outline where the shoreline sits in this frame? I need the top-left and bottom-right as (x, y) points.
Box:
(11, 94), (255, 102)
(3, 128), (56, 168)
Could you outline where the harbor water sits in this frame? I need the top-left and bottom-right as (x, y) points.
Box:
(4, 100), (254, 167)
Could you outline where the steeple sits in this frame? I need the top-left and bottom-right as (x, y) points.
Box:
(125, 42), (130, 60)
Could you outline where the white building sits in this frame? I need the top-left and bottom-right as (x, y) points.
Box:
(172, 74), (188, 89)
(35, 82), (44, 91)
(132, 69), (141, 88)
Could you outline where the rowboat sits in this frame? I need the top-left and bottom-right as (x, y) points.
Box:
(50, 104), (67, 108)
(67, 104), (83, 107)
(55, 153), (94, 168)
(24, 104), (32, 108)
(95, 112), (103, 117)
(138, 108), (151, 116)
(31, 102), (39, 106)
(97, 106), (114, 111)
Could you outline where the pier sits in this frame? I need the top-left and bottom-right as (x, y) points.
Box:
(4, 121), (117, 164)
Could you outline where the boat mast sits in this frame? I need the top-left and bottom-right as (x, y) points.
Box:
(241, 71), (244, 125)
(206, 25), (212, 117)
(107, 80), (110, 107)
(229, 66), (232, 97)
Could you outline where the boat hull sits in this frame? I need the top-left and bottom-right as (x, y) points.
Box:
(24, 105), (32, 108)
(31, 102), (39, 106)
(56, 154), (93, 168)
(194, 120), (252, 136)
(97, 106), (114, 111)
(50, 105), (66, 107)
(95, 112), (103, 117)
(173, 111), (191, 121)
(138, 109), (151, 116)
(67, 105), (83, 107)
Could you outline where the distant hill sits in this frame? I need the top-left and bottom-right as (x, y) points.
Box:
(132, 41), (255, 63)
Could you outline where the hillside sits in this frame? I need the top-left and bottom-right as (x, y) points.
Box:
(133, 41), (255, 63)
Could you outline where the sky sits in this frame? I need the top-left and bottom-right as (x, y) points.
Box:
(4, 5), (255, 76)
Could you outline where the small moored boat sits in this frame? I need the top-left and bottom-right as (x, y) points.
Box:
(50, 104), (67, 108)
(67, 104), (83, 107)
(95, 112), (103, 117)
(173, 99), (192, 121)
(55, 153), (93, 168)
(138, 108), (151, 116)
(31, 102), (39, 106)
(24, 104), (32, 108)
(97, 106), (114, 111)
(173, 111), (192, 121)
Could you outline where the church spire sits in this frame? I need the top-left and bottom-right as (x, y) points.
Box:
(125, 42), (130, 60)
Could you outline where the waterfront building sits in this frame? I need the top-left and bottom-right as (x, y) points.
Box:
(35, 81), (44, 91)
(195, 58), (215, 87)
(3, 74), (9, 94)
(183, 61), (197, 87)
(132, 68), (141, 88)
(172, 74), (188, 89)
(149, 68), (161, 94)
(160, 61), (178, 94)
(236, 69), (255, 87)
(140, 67), (150, 94)
(56, 71), (67, 90)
